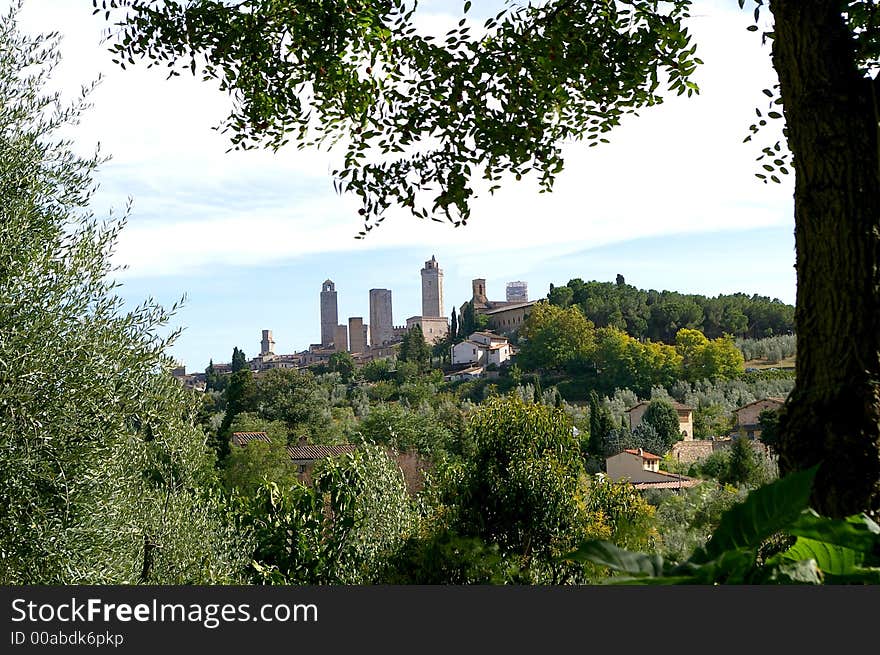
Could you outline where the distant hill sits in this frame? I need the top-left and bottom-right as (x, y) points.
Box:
(546, 276), (794, 344)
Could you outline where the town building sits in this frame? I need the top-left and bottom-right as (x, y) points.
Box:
(626, 400), (695, 440)
(506, 280), (529, 302)
(734, 397), (785, 440)
(451, 331), (513, 367)
(606, 448), (701, 490)
(460, 278), (536, 335)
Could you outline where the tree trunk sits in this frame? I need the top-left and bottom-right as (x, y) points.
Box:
(769, 1), (880, 517)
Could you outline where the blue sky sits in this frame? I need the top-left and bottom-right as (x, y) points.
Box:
(16, 1), (795, 370)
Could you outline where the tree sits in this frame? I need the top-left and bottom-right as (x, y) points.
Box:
(518, 302), (595, 373)
(205, 358), (228, 392)
(675, 329), (744, 382)
(254, 368), (329, 435)
(216, 368), (257, 460)
(104, 2), (880, 515)
(328, 351), (356, 383)
(231, 346), (248, 373)
(757, 407), (781, 453)
(241, 445), (416, 584)
(357, 403), (452, 459)
(588, 391), (616, 459)
(641, 399), (682, 453)
(450, 307), (459, 343)
(398, 324), (431, 372)
(721, 437), (764, 488)
(0, 9), (249, 583)
(457, 396), (588, 576)
(222, 415), (299, 495)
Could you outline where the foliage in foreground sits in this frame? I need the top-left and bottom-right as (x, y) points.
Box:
(0, 8), (249, 584)
(564, 466), (880, 584)
(241, 445), (416, 584)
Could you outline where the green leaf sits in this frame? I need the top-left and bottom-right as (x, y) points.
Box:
(563, 540), (665, 577)
(778, 536), (861, 576)
(788, 510), (880, 555)
(762, 559), (822, 585)
(697, 465), (818, 562)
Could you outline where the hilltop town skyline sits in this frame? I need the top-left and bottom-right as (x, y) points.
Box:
(184, 254), (533, 372)
(17, 0), (796, 371)
(164, 239), (795, 373)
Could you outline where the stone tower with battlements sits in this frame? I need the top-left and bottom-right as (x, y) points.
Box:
(421, 255), (444, 318)
(260, 329), (275, 356)
(369, 288), (394, 346)
(320, 279), (338, 347)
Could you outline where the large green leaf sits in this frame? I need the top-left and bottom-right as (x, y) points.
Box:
(760, 559), (823, 585)
(562, 540), (665, 577)
(777, 536), (863, 575)
(696, 465), (818, 562)
(788, 510), (880, 556)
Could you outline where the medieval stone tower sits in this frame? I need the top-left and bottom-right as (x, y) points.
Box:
(348, 317), (367, 354)
(369, 288), (394, 346)
(320, 279), (338, 347)
(421, 255), (444, 318)
(260, 329), (275, 356)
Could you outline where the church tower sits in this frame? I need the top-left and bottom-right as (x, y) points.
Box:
(320, 279), (338, 347)
(420, 255), (444, 318)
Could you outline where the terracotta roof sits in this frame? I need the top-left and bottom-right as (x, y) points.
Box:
(480, 301), (537, 315)
(232, 432), (270, 446)
(734, 397), (786, 412)
(286, 444), (357, 461)
(471, 331), (507, 340)
(624, 448), (661, 461)
(633, 478), (702, 490)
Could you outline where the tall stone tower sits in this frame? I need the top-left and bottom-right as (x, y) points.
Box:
(260, 329), (275, 356)
(334, 324), (348, 353)
(472, 278), (488, 305)
(421, 255), (444, 318)
(348, 317), (367, 354)
(320, 279), (338, 347)
(369, 288), (394, 346)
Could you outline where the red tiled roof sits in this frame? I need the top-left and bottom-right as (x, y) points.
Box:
(286, 444), (357, 461)
(633, 478), (701, 490)
(232, 432), (270, 446)
(624, 448), (661, 461)
(734, 397), (786, 412)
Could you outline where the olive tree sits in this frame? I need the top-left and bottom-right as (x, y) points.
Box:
(0, 6), (250, 583)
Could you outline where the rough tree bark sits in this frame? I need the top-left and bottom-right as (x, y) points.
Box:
(770, 0), (880, 517)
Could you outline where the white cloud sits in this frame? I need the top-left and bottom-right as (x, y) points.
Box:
(16, 0), (793, 278)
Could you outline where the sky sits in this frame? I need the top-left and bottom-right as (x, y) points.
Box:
(15, 0), (795, 370)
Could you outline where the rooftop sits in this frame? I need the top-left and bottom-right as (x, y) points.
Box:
(286, 444), (357, 461)
(623, 448), (661, 461)
(481, 301), (537, 315)
(231, 432), (270, 446)
(734, 397), (786, 411)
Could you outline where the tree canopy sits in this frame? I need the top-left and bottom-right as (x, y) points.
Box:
(0, 9), (249, 583)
